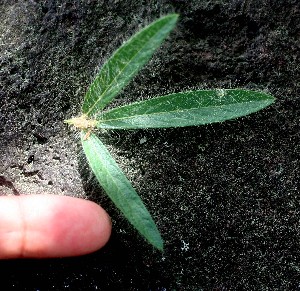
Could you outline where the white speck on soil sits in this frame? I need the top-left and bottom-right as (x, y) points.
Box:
(181, 240), (190, 252)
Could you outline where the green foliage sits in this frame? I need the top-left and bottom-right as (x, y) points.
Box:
(82, 14), (179, 116)
(97, 89), (274, 129)
(66, 14), (275, 250)
(81, 132), (163, 250)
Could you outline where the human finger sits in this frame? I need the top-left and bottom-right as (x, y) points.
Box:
(0, 194), (111, 259)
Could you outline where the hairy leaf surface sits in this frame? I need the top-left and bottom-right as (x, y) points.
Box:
(96, 89), (275, 129)
(81, 132), (163, 250)
(82, 14), (179, 117)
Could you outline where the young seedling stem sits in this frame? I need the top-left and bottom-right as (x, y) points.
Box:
(65, 114), (97, 140)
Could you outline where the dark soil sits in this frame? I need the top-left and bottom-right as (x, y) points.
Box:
(1, 0), (299, 290)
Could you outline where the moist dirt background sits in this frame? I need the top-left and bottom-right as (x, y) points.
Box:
(0, 0), (299, 290)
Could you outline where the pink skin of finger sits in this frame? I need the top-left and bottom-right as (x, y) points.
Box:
(0, 195), (111, 259)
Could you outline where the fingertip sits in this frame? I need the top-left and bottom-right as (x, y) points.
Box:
(0, 195), (112, 259)
(43, 195), (112, 258)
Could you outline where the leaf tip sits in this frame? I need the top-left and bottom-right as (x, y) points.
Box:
(156, 242), (164, 252)
(151, 235), (164, 251)
(167, 13), (179, 19)
(164, 13), (179, 25)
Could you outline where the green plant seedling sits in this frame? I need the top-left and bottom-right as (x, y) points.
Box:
(65, 14), (275, 251)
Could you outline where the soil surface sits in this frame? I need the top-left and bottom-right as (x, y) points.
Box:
(1, 0), (299, 290)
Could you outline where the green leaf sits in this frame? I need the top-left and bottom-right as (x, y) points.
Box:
(96, 89), (275, 129)
(81, 132), (163, 250)
(82, 14), (179, 117)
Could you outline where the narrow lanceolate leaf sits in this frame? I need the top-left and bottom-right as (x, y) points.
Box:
(81, 132), (163, 250)
(96, 89), (275, 129)
(82, 14), (179, 117)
